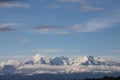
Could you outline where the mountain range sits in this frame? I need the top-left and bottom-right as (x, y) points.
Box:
(0, 54), (120, 75)
(22, 54), (120, 66)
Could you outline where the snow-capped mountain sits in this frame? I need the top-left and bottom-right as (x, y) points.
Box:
(1, 54), (120, 67)
(70, 56), (120, 66)
(24, 54), (47, 65)
(69, 56), (105, 66)
(49, 56), (69, 65)
(0, 54), (120, 75)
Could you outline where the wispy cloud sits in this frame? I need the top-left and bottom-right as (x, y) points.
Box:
(71, 19), (112, 32)
(34, 25), (58, 32)
(112, 50), (120, 53)
(33, 10), (120, 33)
(0, 26), (14, 31)
(26, 49), (80, 53)
(47, 4), (60, 9)
(0, 55), (32, 61)
(16, 35), (29, 43)
(71, 10), (120, 32)
(58, 0), (84, 3)
(0, 1), (30, 8)
(81, 6), (104, 11)
(56, 31), (70, 35)
(26, 49), (65, 53)
(0, 23), (16, 32)
(33, 25), (69, 34)
(57, 0), (103, 12)
(20, 38), (29, 43)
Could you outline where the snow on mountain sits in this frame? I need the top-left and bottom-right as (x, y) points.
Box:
(32, 54), (46, 64)
(1, 54), (120, 67)
(71, 56), (120, 66)
(69, 56), (107, 66)
(24, 54), (46, 65)
(0, 54), (120, 75)
(49, 56), (69, 65)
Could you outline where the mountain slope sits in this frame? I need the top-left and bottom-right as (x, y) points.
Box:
(0, 54), (120, 75)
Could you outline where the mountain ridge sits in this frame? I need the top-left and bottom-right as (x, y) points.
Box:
(1, 54), (120, 67)
(0, 54), (120, 75)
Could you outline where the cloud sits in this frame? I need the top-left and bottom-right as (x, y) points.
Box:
(71, 10), (120, 32)
(16, 35), (29, 43)
(26, 49), (80, 53)
(0, 1), (30, 8)
(34, 25), (58, 32)
(27, 49), (65, 53)
(34, 11), (119, 33)
(20, 38), (29, 43)
(0, 26), (14, 31)
(0, 23), (16, 32)
(33, 25), (69, 34)
(71, 24), (85, 30)
(33, 9), (120, 34)
(33, 14), (119, 34)
(47, 4), (60, 9)
(81, 6), (104, 11)
(0, 55), (32, 61)
(112, 50), (120, 53)
(71, 20), (111, 32)
(1, 54), (120, 75)
(56, 31), (70, 35)
(0, 0), (18, 2)
(57, 0), (103, 12)
(58, 0), (84, 3)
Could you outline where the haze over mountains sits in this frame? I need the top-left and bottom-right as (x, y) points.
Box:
(0, 54), (120, 76)
(22, 54), (120, 66)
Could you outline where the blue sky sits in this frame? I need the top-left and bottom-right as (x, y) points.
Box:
(0, 0), (120, 59)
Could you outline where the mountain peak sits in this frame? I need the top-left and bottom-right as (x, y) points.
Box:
(33, 54), (44, 60)
(32, 54), (46, 64)
(49, 56), (69, 65)
(82, 56), (95, 61)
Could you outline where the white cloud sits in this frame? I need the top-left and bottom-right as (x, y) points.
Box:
(81, 6), (104, 11)
(34, 25), (58, 32)
(0, 55), (32, 61)
(26, 49), (80, 53)
(71, 24), (85, 30)
(32, 9), (120, 34)
(56, 31), (70, 35)
(72, 20), (112, 32)
(33, 25), (70, 35)
(71, 10), (120, 32)
(112, 50), (120, 53)
(0, 23), (17, 31)
(27, 49), (65, 53)
(0, 1), (30, 8)
(20, 38), (29, 43)
(57, 0), (103, 12)
(15, 35), (29, 43)
(58, 0), (84, 3)
(47, 4), (60, 9)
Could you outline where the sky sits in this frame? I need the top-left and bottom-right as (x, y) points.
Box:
(0, 0), (120, 60)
